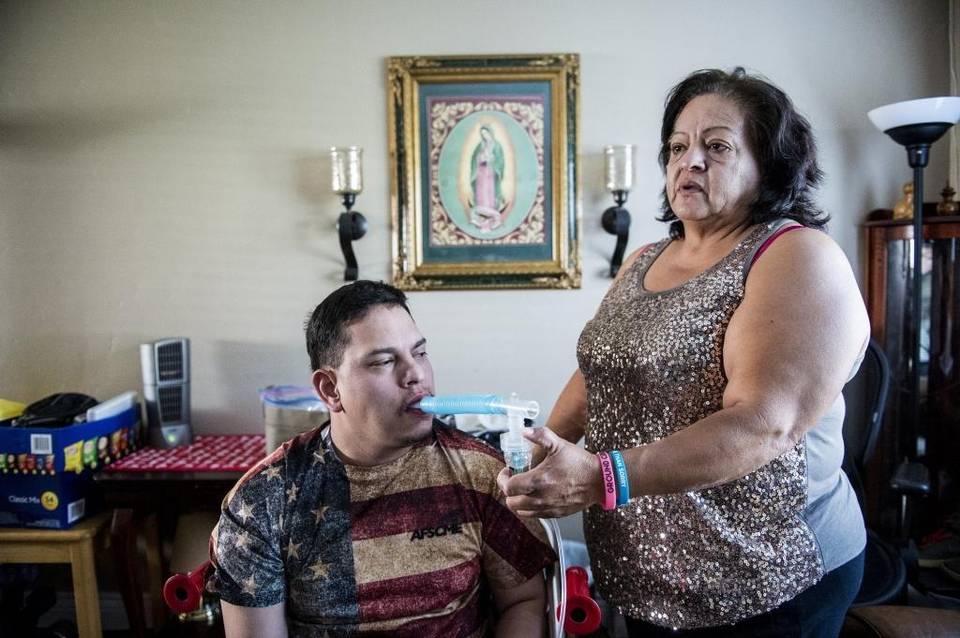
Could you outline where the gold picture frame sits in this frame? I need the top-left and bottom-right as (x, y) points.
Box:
(388, 53), (581, 290)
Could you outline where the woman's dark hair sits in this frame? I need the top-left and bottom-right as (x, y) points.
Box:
(305, 280), (411, 370)
(658, 67), (827, 238)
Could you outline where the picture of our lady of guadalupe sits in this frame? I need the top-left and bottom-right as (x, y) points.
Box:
(430, 99), (546, 246)
(467, 125), (507, 232)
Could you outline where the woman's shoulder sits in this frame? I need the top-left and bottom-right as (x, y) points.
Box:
(745, 223), (856, 295)
(751, 222), (844, 267)
(619, 239), (667, 273)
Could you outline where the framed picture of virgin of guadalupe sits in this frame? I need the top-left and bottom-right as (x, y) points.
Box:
(387, 53), (581, 290)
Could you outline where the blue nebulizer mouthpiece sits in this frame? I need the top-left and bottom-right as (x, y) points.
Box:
(415, 393), (539, 474)
(415, 394), (539, 419)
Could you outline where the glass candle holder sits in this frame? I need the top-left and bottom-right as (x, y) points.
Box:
(330, 146), (363, 195)
(603, 144), (635, 193)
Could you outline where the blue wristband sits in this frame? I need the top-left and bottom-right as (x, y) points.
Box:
(609, 450), (630, 506)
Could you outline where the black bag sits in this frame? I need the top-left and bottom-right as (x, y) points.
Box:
(12, 393), (99, 428)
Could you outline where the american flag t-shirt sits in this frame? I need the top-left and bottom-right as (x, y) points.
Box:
(208, 422), (556, 637)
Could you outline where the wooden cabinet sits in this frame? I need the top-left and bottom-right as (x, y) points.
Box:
(863, 209), (960, 529)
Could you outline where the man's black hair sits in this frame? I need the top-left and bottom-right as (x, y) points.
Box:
(305, 280), (411, 370)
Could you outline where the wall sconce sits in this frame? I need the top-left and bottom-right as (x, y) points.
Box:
(601, 144), (634, 277)
(330, 146), (368, 281)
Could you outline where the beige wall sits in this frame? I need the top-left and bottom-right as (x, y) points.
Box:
(0, 1), (951, 434)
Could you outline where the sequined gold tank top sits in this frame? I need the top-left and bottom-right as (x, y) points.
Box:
(577, 220), (824, 628)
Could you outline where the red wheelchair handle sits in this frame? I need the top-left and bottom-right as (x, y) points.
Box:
(558, 565), (602, 635)
(163, 560), (213, 614)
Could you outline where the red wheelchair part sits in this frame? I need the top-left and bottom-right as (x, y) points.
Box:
(163, 560), (212, 614)
(558, 565), (602, 635)
(166, 559), (604, 633)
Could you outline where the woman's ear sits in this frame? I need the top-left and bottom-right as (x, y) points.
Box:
(312, 369), (342, 412)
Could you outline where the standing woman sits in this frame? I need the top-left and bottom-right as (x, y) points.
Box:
(499, 68), (870, 637)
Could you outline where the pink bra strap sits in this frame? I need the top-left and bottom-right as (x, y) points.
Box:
(750, 224), (804, 267)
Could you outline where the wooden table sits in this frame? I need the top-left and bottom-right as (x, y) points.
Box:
(94, 470), (243, 637)
(0, 512), (110, 638)
(93, 434), (266, 636)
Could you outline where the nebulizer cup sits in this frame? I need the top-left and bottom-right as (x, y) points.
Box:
(415, 393), (539, 474)
(499, 400), (536, 475)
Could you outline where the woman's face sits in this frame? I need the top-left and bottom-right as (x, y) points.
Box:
(480, 128), (492, 142)
(665, 93), (760, 226)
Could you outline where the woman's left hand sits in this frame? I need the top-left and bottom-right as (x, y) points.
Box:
(496, 427), (604, 518)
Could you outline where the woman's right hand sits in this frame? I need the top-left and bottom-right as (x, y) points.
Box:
(497, 427), (604, 519)
(530, 440), (549, 468)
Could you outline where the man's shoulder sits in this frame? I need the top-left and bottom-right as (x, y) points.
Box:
(426, 422), (507, 491)
(225, 426), (327, 502)
(432, 421), (504, 464)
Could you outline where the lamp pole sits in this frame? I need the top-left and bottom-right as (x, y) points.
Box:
(909, 158), (925, 455)
(871, 110), (958, 458)
(894, 130), (942, 456)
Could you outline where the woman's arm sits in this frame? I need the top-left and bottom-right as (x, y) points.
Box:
(622, 228), (868, 494)
(543, 245), (652, 445)
(543, 369), (588, 444)
(501, 229), (869, 516)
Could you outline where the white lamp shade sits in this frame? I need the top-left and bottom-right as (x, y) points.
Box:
(868, 97), (960, 133)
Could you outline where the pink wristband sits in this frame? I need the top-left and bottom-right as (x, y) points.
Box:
(597, 452), (617, 510)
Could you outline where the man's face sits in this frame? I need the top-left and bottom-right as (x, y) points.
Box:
(319, 305), (435, 452)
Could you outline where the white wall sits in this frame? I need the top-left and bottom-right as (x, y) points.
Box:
(0, 1), (950, 432)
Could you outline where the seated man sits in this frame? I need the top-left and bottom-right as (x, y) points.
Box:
(208, 280), (556, 637)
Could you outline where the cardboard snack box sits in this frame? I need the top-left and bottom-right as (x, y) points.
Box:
(0, 406), (142, 528)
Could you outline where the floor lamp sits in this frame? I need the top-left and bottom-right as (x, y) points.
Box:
(868, 97), (960, 457)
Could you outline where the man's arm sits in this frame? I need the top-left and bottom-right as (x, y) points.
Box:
(491, 574), (547, 638)
(208, 458), (289, 638)
(222, 601), (287, 638)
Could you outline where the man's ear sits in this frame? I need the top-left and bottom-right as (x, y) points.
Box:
(312, 368), (343, 412)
